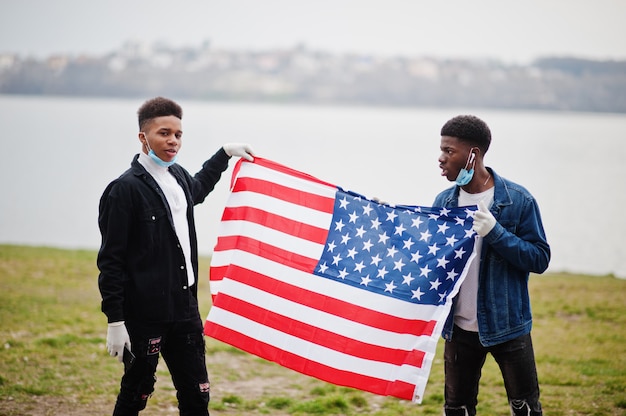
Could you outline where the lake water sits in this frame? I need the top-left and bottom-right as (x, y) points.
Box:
(1, 95), (625, 278)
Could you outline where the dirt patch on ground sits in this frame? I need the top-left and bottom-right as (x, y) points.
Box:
(0, 396), (114, 416)
(0, 350), (332, 415)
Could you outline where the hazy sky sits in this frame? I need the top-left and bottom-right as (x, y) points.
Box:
(1, 0), (625, 63)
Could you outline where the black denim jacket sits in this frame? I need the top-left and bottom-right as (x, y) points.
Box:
(97, 149), (230, 323)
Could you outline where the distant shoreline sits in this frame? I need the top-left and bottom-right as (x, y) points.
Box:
(1, 47), (625, 114)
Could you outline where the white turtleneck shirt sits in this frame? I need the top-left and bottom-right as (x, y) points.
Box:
(138, 152), (195, 287)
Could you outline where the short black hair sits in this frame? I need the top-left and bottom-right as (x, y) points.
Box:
(440, 115), (491, 153)
(137, 97), (183, 131)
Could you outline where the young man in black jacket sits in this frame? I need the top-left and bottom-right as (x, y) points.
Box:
(97, 97), (254, 415)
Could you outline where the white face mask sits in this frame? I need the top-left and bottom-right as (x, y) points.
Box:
(455, 151), (475, 186)
(142, 133), (178, 168)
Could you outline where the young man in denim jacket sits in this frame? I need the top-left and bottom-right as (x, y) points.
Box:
(434, 115), (550, 415)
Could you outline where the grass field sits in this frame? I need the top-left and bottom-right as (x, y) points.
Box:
(0, 245), (625, 415)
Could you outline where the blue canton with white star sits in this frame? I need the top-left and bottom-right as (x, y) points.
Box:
(314, 189), (477, 305)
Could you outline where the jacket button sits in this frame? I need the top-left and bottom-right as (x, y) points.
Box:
(151, 216), (156, 220)
(180, 265), (185, 270)
(183, 286), (188, 290)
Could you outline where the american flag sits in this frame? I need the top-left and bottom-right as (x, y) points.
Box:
(204, 157), (477, 403)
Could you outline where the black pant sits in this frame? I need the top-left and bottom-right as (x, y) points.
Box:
(113, 318), (210, 416)
(444, 325), (542, 415)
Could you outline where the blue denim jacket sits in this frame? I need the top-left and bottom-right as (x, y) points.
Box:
(434, 168), (550, 346)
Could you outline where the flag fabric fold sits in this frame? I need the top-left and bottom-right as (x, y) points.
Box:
(204, 157), (477, 403)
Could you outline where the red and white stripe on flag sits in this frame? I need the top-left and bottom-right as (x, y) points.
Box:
(204, 157), (471, 403)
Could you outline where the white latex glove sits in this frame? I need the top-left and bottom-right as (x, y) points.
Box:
(223, 143), (255, 162)
(372, 196), (388, 205)
(106, 321), (131, 363)
(472, 200), (497, 237)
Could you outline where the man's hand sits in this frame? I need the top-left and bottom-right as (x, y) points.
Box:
(223, 143), (255, 162)
(372, 196), (388, 205)
(107, 321), (131, 363)
(472, 200), (497, 237)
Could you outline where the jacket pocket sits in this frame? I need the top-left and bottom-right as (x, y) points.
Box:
(140, 207), (168, 223)
(138, 207), (169, 248)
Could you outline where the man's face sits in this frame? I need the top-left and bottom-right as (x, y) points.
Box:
(141, 115), (182, 162)
(438, 135), (473, 182)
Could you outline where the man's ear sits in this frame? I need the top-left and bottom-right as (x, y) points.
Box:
(468, 151), (476, 165)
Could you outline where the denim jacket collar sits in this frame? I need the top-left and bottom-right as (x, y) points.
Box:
(442, 167), (510, 212)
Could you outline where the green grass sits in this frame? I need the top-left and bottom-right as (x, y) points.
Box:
(1, 244), (625, 415)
